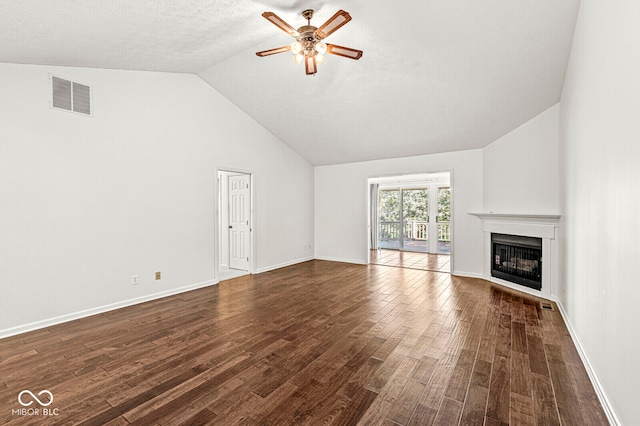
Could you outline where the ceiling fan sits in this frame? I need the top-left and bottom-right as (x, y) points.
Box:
(256, 9), (363, 75)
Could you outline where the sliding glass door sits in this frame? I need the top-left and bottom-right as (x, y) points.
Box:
(378, 189), (401, 249)
(377, 184), (451, 254)
(436, 186), (451, 254)
(402, 188), (428, 252)
(378, 187), (428, 252)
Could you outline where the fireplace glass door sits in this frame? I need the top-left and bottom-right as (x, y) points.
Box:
(491, 233), (542, 290)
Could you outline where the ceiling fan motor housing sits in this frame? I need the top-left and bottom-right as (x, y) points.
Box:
(296, 25), (322, 56)
(297, 25), (318, 40)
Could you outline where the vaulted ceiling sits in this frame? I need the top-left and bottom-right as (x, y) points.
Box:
(0, 0), (580, 165)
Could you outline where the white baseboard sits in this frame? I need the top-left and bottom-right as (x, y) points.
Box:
(0, 279), (219, 339)
(254, 256), (314, 274)
(451, 270), (484, 279)
(314, 256), (367, 265)
(554, 300), (619, 426)
(2, 257), (316, 339)
(458, 270), (552, 301)
(487, 276), (549, 300)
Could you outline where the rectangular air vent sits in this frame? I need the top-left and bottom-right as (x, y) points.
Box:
(51, 76), (92, 116)
(540, 301), (554, 311)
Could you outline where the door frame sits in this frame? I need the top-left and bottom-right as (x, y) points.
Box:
(215, 166), (255, 282)
(366, 170), (454, 270)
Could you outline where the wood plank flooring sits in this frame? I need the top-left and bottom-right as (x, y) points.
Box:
(370, 250), (451, 273)
(0, 260), (608, 425)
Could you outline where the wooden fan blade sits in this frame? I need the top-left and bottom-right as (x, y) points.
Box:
(326, 44), (363, 60)
(262, 12), (299, 37)
(305, 55), (317, 75)
(256, 46), (291, 57)
(316, 10), (351, 39)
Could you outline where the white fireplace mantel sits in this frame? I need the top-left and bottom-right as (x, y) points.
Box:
(469, 212), (561, 299)
(469, 212), (561, 221)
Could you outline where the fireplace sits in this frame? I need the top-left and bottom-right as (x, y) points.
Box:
(491, 233), (542, 290)
(470, 213), (559, 298)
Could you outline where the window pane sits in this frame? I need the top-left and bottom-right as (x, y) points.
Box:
(378, 190), (399, 221)
(378, 189), (400, 249)
(437, 187), (451, 253)
(402, 189), (428, 222)
(402, 188), (428, 252)
(437, 187), (451, 222)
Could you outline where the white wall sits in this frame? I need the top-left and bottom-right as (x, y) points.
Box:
(314, 150), (484, 276)
(0, 63), (314, 336)
(483, 104), (560, 214)
(559, 0), (640, 423)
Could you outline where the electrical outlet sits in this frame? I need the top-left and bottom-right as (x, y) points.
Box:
(132, 275), (139, 285)
(155, 271), (161, 280)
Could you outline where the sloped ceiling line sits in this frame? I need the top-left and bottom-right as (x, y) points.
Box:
(0, 0), (580, 165)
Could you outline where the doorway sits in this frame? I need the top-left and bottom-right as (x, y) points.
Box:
(369, 172), (452, 273)
(218, 170), (253, 281)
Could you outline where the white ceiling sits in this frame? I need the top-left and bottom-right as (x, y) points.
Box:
(0, 0), (580, 166)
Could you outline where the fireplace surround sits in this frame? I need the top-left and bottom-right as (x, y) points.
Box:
(470, 213), (560, 298)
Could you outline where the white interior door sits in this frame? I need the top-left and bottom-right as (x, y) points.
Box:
(228, 174), (251, 271)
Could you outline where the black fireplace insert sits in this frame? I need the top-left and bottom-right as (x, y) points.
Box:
(491, 233), (542, 290)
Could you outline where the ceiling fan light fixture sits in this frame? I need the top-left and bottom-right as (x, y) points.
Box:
(291, 42), (302, 54)
(257, 9), (362, 75)
(315, 41), (327, 55)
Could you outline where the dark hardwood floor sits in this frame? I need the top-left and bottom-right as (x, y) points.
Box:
(0, 260), (608, 425)
(370, 249), (451, 273)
